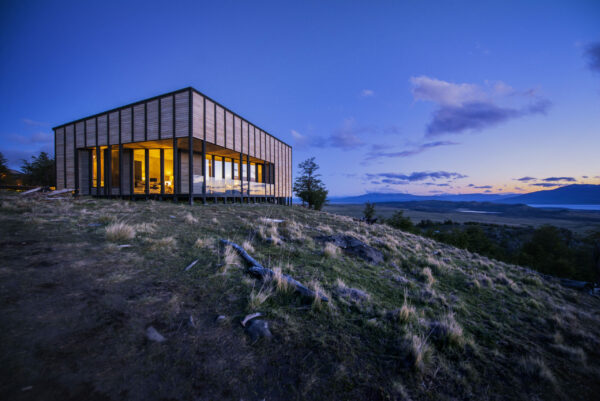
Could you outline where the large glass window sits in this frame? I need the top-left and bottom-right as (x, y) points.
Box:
(205, 156), (212, 177)
(111, 148), (119, 188)
(133, 149), (145, 194)
(242, 162), (247, 180)
(92, 150), (97, 187)
(233, 159), (239, 179)
(224, 158), (232, 179)
(149, 149), (160, 194)
(214, 156), (223, 179)
(250, 162), (256, 182)
(257, 164), (263, 183)
(164, 149), (174, 194)
(100, 148), (105, 188)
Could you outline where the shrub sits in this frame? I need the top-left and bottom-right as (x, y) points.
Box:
(386, 210), (414, 232)
(324, 242), (340, 258)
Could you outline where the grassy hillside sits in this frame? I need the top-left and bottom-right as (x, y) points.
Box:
(1, 192), (599, 400)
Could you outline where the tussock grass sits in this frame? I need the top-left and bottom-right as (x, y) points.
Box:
(395, 290), (416, 323)
(220, 245), (240, 274)
(149, 236), (177, 251)
(249, 283), (273, 310)
(316, 224), (333, 234)
(421, 267), (435, 287)
(430, 313), (464, 348)
(184, 212), (198, 224)
(272, 267), (290, 293)
(518, 356), (556, 385)
(323, 242), (340, 258)
(134, 222), (156, 234)
(406, 333), (431, 372)
(105, 222), (136, 242)
(309, 279), (328, 310)
(242, 240), (255, 253)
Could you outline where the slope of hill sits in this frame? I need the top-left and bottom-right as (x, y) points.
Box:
(1, 193), (599, 400)
(498, 184), (600, 205)
(330, 192), (515, 204)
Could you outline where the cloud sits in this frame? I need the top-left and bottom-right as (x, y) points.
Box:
(366, 140), (459, 159)
(542, 176), (576, 182)
(22, 118), (49, 127)
(360, 89), (375, 97)
(410, 76), (551, 136)
(290, 129), (327, 149)
(584, 42), (600, 73)
(329, 119), (366, 150)
(530, 183), (566, 188)
(7, 132), (53, 145)
(515, 176), (536, 182)
(582, 175), (588, 179)
(472, 185), (493, 189)
(366, 171), (467, 185)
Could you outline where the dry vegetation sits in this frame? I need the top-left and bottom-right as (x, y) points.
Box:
(1, 191), (599, 401)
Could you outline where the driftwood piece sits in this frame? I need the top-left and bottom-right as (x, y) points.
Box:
(20, 187), (41, 196)
(220, 239), (328, 302)
(47, 188), (74, 197)
(241, 312), (262, 327)
(184, 259), (199, 271)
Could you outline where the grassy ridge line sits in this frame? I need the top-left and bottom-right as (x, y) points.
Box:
(0, 192), (599, 401)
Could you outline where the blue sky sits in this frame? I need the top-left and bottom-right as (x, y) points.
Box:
(1, 0), (599, 195)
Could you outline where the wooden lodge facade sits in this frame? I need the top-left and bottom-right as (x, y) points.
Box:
(53, 87), (292, 205)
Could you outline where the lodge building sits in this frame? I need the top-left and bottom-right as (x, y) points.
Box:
(53, 87), (292, 204)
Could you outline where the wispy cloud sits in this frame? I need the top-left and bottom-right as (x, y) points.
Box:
(366, 140), (458, 159)
(366, 171), (467, 186)
(410, 76), (551, 136)
(584, 42), (600, 73)
(530, 183), (566, 188)
(22, 118), (49, 127)
(360, 89), (375, 97)
(514, 176), (536, 182)
(542, 176), (576, 182)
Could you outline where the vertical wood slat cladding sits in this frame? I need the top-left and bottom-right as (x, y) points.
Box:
(179, 150), (189, 194)
(133, 104), (145, 141)
(120, 108), (132, 143)
(146, 100), (159, 140)
(65, 125), (75, 188)
(55, 128), (65, 189)
(261, 131), (266, 161)
(109, 111), (119, 144)
(75, 122), (85, 147)
(160, 97), (173, 138)
(121, 150), (131, 195)
(249, 126), (255, 157)
(78, 150), (89, 194)
(225, 111), (233, 149)
(85, 119), (96, 147)
(215, 105), (225, 147)
(174, 92), (189, 138)
(192, 92), (204, 140)
(234, 116), (241, 152)
(204, 99), (215, 143)
(97, 115), (108, 146)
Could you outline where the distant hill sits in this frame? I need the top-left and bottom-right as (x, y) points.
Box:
(328, 192), (516, 204)
(498, 184), (600, 205)
(327, 184), (600, 205)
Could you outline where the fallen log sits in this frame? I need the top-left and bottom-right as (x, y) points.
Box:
(220, 239), (328, 302)
(20, 187), (41, 196)
(47, 188), (74, 197)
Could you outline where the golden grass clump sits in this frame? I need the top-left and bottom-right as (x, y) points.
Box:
(242, 240), (255, 253)
(184, 212), (198, 224)
(309, 279), (328, 310)
(316, 224), (333, 234)
(518, 356), (556, 385)
(272, 267), (290, 293)
(222, 245), (240, 272)
(421, 267), (435, 287)
(282, 220), (305, 242)
(395, 290), (416, 323)
(149, 236), (177, 251)
(323, 242), (340, 258)
(134, 222), (156, 234)
(407, 333), (431, 372)
(249, 283), (273, 310)
(105, 222), (136, 243)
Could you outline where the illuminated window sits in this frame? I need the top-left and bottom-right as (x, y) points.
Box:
(99, 147), (105, 187)
(111, 148), (119, 188)
(233, 159), (239, 179)
(149, 149), (160, 194)
(224, 158), (232, 179)
(257, 164), (263, 183)
(214, 156), (223, 179)
(92, 150), (97, 187)
(250, 162), (256, 181)
(133, 149), (145, 194)
(164, 149), (174, 194)
(205, 156), (212, 177)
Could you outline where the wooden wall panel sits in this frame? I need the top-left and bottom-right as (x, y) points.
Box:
(179, 150), (189, 194)
(65, 125), (75, 188)
(121, 150), (132, 195)
(75, 121), (85, 147)
(287, 145), (291, 197)
(78, 150), (89, 194)
(109, 111), (119, 145)
(215, 105), (225, 147)
(261, 131), (266, 161)
(225, 111), (233, 150)
(147, 100), (159, 140)
(205, 99), (215, 143)
(85, 119), (96, 147)
(120, 108), (132, 143)
(133, 104), (145, 142)
(55, 128), (65, 189)
(192, 92), (204, 140)
(249, 126), (255, 157)
(233, 116), (241, 153)
(97, 115), (108, 146)
(241, 121), (248, 155)
(160, 97), (173, 138)
(174, 92), (189, 138)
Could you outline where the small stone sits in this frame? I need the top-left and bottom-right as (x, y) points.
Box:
(245, 319), (272, 342)
(146, 326), (166, 342)
(216, 315), (226, 323)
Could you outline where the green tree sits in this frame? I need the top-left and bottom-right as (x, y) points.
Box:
(0, 152), (9, 183)
(21, 151), (55, 187)
(363, 201), (376, 223)
(386, 210), (414, 232)
(293, 157), (328, 210)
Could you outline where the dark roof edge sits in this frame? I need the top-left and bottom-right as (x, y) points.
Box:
(52, 86), (291, 148)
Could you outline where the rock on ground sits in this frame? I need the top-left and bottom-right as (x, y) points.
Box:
(316, 235), (384, 264)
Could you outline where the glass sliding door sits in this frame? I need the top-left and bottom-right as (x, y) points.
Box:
(133, 149), (145, 194)
(148, 149), (160, 194)
(164, 149), (174, 194)
(111, 148), (119, 190)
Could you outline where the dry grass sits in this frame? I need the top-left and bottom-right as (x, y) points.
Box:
(309, 279), (327, 310)
(395, 290), (416, 323)
(406, 333), (431, 372)
(149, 236), (177, 251)
(430, 313), (464, 348)
(242, 240), (255, 253)
(249, 283), (273, 310)
(105, 222), (136, 243)
(518, 356), (556, 385)
(272, 267), (290, 293)
(323, 242), (340, 258)
(134, 222), (156, 234)
(316, 224), (333, 234)
(421, 267), (435, 287)
(184, 212), (198, 224)
(220, 245), (240, 274)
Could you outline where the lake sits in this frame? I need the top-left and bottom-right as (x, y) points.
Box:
(527, 204), (600, 211)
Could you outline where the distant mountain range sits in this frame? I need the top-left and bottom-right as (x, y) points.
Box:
(328, 184), (600, 205)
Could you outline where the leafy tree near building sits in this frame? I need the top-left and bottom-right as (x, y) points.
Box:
(21, 151), (55, 187)
(293, 157), (328, 210)
(0, 152), (9, 183)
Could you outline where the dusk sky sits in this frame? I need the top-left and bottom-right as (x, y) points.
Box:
(1, 0), (599, 196)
